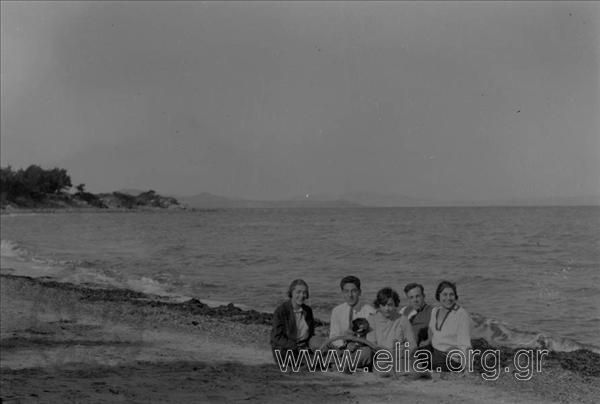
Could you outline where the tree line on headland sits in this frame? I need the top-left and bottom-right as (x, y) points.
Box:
(0, 165), (182, 210)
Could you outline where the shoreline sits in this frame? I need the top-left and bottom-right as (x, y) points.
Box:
(0, 207), (191, 215)
(1, 274), (599, 403)
(3, 205), (599, 216)
(1, 274), (599, 369)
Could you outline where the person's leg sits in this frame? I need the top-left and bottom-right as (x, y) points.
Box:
(331, 345), (372, 373)
(410, 344), (433, 378)
(431, 348), (449, 372)
(354, 346), (372, 371)
(272, 348), (303, 370)
(415, 344), (433, 372)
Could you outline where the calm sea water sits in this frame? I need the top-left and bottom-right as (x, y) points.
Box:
(1, 207), (599, 349)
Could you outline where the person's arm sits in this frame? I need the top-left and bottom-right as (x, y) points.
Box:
(328, 305), (348, 348)
(271, 305), (297, 351)
(366, 314), (377, 345)
(426, 307), (436, 349)
(456, 309), (472, 357)
(400, 316), (417, 354)
(366, 328), (377, 345)
(363, 304), (377, 318)
(329, 306), (341, 338)
(305, 306), (315, 339)
(419, 327), (432, 348)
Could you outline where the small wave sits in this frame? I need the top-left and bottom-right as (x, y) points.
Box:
(471, 313), (600, 354)
(158, 244), (188, 254)
(126, 276), (173, 296)
(0, 212), (40, 217)
(63, 259), (106, 268)
(1, 239), (31, 259)
(1, 239), (105, 271)
(200, 299), (251, 310)
(458, 274), (514, 283)
(193, 281), (220, 289)
(372, 250), (397, 257)
(233, 254), (279, 266)
(56, 269), (178, 298)
(1, 239), (66, 278)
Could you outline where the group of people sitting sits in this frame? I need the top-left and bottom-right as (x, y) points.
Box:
(270, 276), (472, 374)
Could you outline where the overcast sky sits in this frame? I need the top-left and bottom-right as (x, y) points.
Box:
(1, 1), (598, 202)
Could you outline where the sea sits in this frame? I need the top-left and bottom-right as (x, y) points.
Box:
(1, 207), (599, 352)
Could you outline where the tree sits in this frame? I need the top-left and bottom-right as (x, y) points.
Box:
(0, 166), (15, 203)
(0, 165), (73, 204)
(44, 167), (72, 194)
(22, 165), (45, 199)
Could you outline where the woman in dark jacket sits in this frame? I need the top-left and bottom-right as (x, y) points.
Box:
(270, 279), (315, 363)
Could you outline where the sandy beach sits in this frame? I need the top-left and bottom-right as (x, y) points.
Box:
(1, 274), (598, 404)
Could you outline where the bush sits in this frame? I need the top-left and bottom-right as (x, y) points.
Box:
(1, 165), (72, 206)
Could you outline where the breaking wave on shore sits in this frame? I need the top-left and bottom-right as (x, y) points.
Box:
(2, 238), (598, 355)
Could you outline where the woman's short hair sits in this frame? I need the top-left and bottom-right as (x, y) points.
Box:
(373, 287), (400, 308)
(287, 279), (310, 299)
(435, 280), (458, 301)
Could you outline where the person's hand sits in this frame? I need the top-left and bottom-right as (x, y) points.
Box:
(343, 329), (354, 337)
(346, 342), (359, 352)
(297, 341), (310, 350)
(404, 305), (414, 313)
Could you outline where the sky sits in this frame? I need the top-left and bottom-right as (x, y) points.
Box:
(1, 1), (599, 202)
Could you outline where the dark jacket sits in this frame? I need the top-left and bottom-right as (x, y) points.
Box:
(270, 300), (315, 352)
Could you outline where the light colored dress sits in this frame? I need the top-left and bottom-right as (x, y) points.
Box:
(367, 311), (417, 375)
(368, 311), (416, 350)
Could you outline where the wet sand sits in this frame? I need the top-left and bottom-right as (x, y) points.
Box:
(1, 274), (599, 403)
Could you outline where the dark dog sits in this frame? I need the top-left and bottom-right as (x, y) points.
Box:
(346, 317), (371, 352)
(351, 317), (370, 338)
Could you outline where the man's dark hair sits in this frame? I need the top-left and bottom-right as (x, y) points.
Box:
(404, 283), (424, 295)
(340, 275), (361, 290)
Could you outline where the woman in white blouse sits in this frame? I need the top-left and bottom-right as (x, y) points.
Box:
(429, 280), (471, 372)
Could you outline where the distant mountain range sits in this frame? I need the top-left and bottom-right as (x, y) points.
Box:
(177, 192), (361, 209)
(176, 191), (600, 209)
(454, 195), (600, 207)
